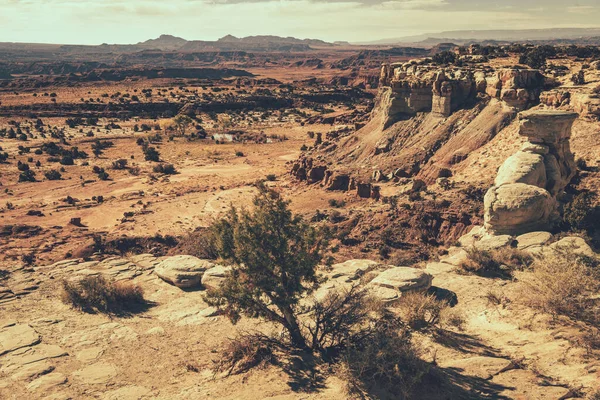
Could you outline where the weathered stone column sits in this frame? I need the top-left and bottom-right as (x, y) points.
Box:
(484, 110), (578, 235)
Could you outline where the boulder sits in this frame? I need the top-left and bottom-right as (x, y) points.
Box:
(307, 166), (326, 183)
(516, 231), (553, 250)
(548, 236), (596, 258)
(326, 173), (350, 191)
(154, 255), (213, 288)
(328, 259), (378, 280)
(356, 183), (372, 198)
(484, 183), (557, 235)
(494, 151), (547, 188)
(201, 265), (232, 291)
(369, 267), (432, 293)
(473, 234), (515, 251)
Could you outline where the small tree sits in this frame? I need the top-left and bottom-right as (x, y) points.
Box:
(173, 115), (193, 136)
(206, 183), (328, 349)
(143, 146), (160, 162)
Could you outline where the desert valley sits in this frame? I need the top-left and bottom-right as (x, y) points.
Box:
(1, 28), (600, 400)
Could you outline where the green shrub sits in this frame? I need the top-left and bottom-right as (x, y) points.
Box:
(44, 170), (62, 180)
(18, 170), (36, 182)
(152, 163), (177, 175)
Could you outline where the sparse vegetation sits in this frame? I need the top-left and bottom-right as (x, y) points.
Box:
(153, 163), (177, 175)
(44, 169), (62, 180)
(459, 247), (533, 278)
(61, 275), (146, 315)
(516, 250), (600, 325)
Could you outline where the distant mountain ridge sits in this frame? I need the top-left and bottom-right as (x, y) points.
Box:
(361, 28), (600, 46)
(133, 34), (335, 52)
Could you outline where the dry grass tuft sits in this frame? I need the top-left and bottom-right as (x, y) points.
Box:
(396, 292), (462, 331)
(212, 333), (279, 376)
(515, 251), (600, 325)
(169, 227), (218, 260)
(459, 247), (533, 278)
(61, 275), (145, 315)
(340, 317), (429, 398)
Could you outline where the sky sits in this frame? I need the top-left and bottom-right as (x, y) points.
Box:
(1, 0), (600, 44)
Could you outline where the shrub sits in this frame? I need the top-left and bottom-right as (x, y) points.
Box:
(44, 170), (62, 180)
(143, 146), (160, 162)
(212, 333), (279, 376)
(17, 162), (30, 171)
(328, 199), (346, 208)
(459, 247), (533, 278)
(18, 170), (36, 182)
(265, 174), (276, 181)
(432, 50), (457, 65)
(396, 292), (448, 331)
(235, 151), (244, 157)
(205, 183), (328, 349)
(60, 155), (74, 165)
(152, 163), (177, 175)
(563, 191), (600, 234)
(340, 315), (429, 398)
(60, 275), (145, 314)
(112, 159), (128, 170)
(516, 250), (600, 325)
(170, 228), (218, 259)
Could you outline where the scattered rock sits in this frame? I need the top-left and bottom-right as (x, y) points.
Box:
(473, 234), (514, 251)
(549, 236), (596, 258)
(144, 327), (165, 336)
(516, 231), (553, 250)
(327, 259), (378, 280)
(155, 255), (213, 288)
(76, 347), (104, 363)
(201, 265), (232, 291)
(369, 267), (432, 293)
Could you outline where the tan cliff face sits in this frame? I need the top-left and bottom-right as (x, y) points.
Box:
(292, 61), (549, 193)
(377, 62), (545, 126)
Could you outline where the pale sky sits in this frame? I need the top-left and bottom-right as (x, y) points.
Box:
(1, 0), (600, 44)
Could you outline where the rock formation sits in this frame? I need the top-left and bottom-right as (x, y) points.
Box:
(484, 110), (578, 235)
(377, 62), (544, 126)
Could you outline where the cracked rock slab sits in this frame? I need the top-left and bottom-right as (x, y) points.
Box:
(0, 324), (41, 356)
(26, 372), (67, 392)
(73, 362), (118, 384)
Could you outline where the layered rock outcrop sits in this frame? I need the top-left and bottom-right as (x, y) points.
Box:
(484, 110), (578, 235)
(378, 63), (544, 125)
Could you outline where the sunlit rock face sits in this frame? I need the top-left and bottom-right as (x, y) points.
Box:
(376, 63), (545, 127)
(484, 110), (578, 235)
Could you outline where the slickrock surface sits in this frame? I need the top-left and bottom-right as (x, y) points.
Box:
(1, 240), (598, 398)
